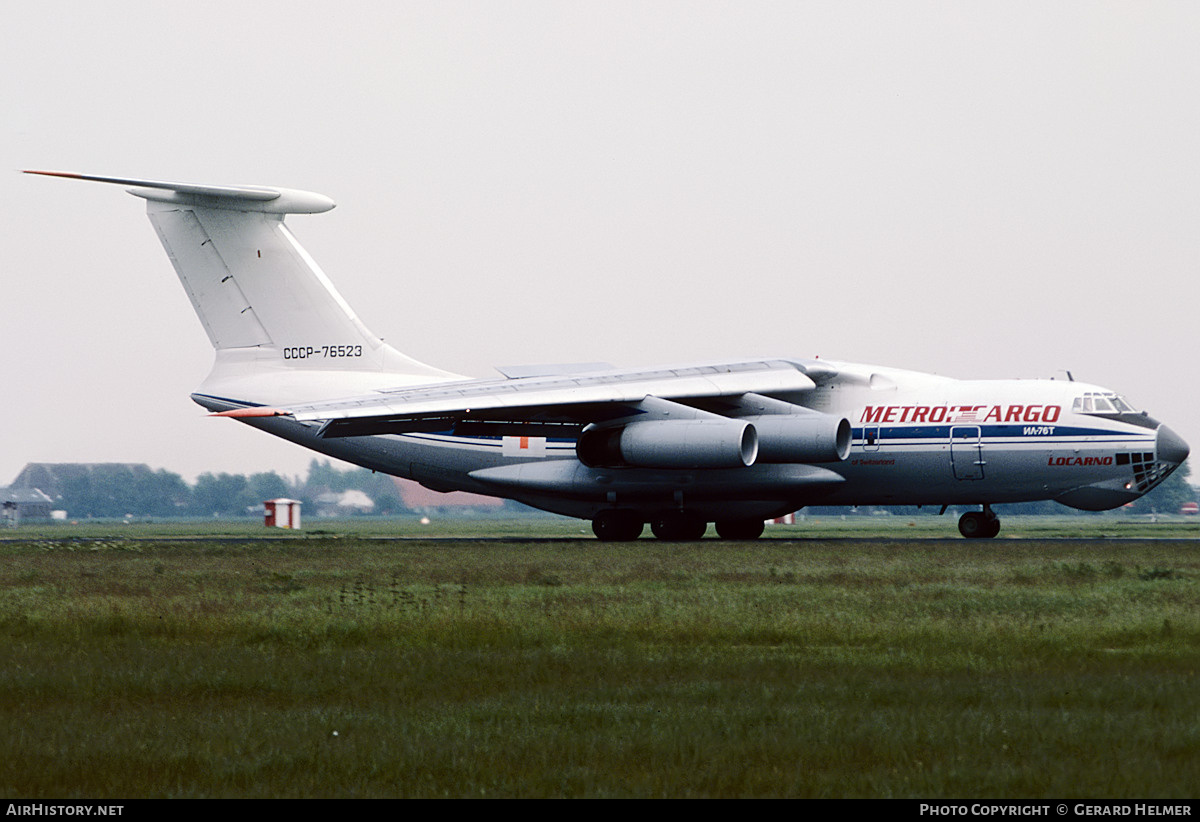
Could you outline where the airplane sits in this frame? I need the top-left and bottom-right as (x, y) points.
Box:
(26, 170), (1190, 540)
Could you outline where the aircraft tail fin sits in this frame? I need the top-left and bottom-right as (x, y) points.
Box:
(25, 171), (459, 404)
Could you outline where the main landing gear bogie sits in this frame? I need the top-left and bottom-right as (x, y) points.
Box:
(649, 512), (708, 542)
(590, 509), (644, 542)
(958, 506), (1001, 539)
(591, 511), (769, 541)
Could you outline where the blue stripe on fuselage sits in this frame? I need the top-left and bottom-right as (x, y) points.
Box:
(850, 424), (1147, 441)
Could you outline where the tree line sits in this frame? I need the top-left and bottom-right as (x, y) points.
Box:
(17, 460), (408, 519)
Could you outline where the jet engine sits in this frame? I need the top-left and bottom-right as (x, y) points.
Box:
(748, 413), (852, 463)
(576, 419), (758, 469)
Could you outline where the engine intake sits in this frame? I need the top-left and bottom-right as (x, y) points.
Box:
(577, 420), (758, 469)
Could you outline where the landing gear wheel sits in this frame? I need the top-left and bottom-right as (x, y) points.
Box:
(715, 518), (765, 540)
(650, 513), (708, 541)
(958, 510), (1000, 539)
(591, 510), (644, 542)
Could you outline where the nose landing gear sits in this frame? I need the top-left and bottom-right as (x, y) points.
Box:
(958, 505), (1000, 539)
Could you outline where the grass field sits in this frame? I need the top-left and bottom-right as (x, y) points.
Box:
(1, 517), (1197, 797)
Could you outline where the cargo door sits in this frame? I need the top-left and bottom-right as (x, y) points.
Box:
(950, 426), (985, 480)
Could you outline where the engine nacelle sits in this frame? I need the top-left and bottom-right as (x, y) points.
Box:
(745, 413), (851, 463)
(577, 420), (758, 469)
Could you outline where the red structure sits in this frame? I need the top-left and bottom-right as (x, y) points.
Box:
(264, 498), (302, 529)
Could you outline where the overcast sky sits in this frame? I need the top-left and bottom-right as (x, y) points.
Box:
(3, 2), (1199, 485)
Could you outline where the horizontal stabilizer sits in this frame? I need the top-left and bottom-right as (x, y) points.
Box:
(23, 170), (335, 214)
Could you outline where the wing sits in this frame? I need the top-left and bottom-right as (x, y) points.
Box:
(213, 358), (834, 440)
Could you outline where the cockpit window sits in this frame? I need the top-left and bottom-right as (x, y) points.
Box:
(1072, 392), (1138, 415)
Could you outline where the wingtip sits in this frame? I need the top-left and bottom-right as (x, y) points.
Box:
(209, 407), (293, 419)
(22, 169), (80, 178)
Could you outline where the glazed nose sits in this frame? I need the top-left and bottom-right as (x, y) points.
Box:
(1157, 425), (1190, 465)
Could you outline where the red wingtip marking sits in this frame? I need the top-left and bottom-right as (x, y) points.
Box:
(209, 407), (291, 419)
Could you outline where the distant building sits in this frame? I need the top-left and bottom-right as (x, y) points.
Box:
(8, 462), (189, 519)
(313, 489), (377, 517)
(10, 462), (155, 499)
(2, 488), (54, 525)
